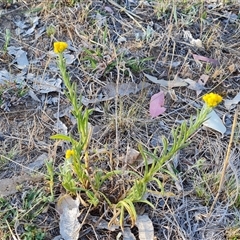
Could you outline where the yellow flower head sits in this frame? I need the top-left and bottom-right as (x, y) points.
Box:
(202, 93), (222, 108)
(65, 149), (75, 159)
(53, 41), (68, 54)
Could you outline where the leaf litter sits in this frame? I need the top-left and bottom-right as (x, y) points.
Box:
(149, 91), (166, 118)
(183, 30), (204, 49)
(144, 73), (206, 92)
(224, 92), (240, 110)
(0, 1), (240, 239)
(56, 194), (81, 240)
(136, 214), (154, 240)
(203, 110), (226, 136)
(192, 54), (219, 66)
(82, 81), (150, 105)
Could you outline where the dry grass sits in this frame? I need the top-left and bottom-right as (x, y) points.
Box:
(0, 0), (240, 239)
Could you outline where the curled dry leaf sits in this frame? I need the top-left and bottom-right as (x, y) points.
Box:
(56, 194), (81, 240)
(224, 92), (240, 110)
(136, 214), (154, 240)
(183, 30), (204, 48)
(203, 110), (226, 136)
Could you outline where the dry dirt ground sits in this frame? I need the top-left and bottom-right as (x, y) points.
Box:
(0, 0), (240, 239)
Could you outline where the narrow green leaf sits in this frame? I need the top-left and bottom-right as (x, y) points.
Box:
(50, 134), (73, 142)
(138, 199), (155, 209)
(152, 177), (164, 192)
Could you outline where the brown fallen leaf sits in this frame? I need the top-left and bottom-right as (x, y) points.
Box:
(228, 64), (236, 73)
(212, 68), (224, 79)
(119, 147), (141, 165)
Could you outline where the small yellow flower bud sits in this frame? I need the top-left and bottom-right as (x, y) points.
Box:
(65, 149), (75, 159)
(202, 93), (222, 108)
(53, 42), (68, 54)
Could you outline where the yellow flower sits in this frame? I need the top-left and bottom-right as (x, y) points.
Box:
(53, 42), (68, 54)
(202, 93), (222, 107)
(65, 149), (75, 159)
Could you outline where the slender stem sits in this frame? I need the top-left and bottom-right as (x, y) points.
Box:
(128, 105), (212, 202)
(209, 106), (239, 215)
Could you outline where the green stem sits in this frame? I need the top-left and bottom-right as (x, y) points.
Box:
(127, 105), (212, 202)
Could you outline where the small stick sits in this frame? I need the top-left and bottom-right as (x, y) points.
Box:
(107, 0), (145, 32)
(209, 106), (239, 215)
(107, 0), (142, 20)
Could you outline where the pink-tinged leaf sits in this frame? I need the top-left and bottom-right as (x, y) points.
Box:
(192, 54), (219, 66)
(149, 91), (166, 118)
